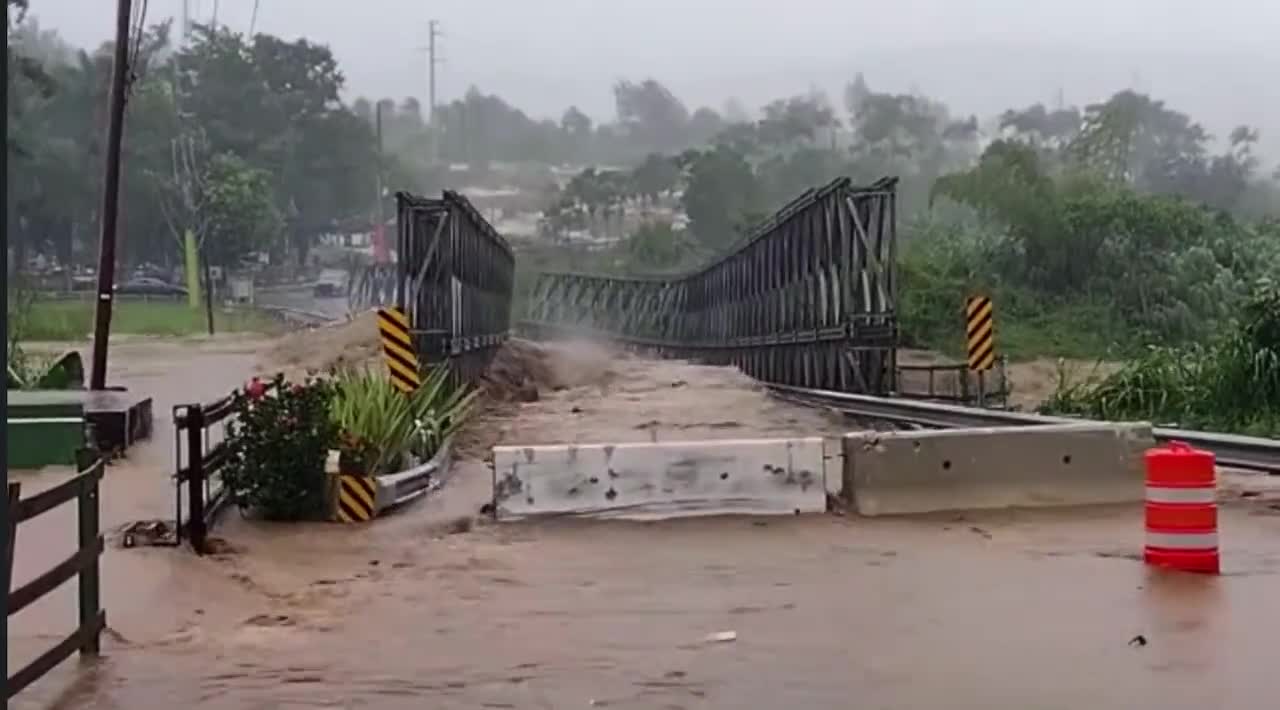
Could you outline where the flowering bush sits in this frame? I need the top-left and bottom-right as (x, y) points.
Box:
(221, 373), (338, 521)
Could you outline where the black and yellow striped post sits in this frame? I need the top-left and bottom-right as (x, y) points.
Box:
(334, 474), (377, 523)
(376, 306), (422, 394)
(965, 296), (996, 371)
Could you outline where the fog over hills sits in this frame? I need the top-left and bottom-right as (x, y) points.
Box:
(27, 0), (1279, 163)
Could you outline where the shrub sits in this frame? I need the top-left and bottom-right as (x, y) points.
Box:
(1042, 284), (1280, 436)
(329, 365), (479, 476)
(221, 374), (339, 521)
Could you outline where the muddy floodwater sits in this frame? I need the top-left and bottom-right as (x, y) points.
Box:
(8, 335), (1280, 709)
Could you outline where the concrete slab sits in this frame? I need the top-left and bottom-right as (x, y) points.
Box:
(493, 437), (827, 519)
(843, 422), (1155, 516)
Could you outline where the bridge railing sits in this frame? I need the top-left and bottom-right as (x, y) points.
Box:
(895, 360), (1010, 408)
(396, 190), (515, 384)
(521, 176), (900, 394)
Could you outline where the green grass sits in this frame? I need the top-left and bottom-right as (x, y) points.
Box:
(903, 297), (1131, 363)
(13, 299), (281, 340)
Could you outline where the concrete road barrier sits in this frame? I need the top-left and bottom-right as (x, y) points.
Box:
(492, 437), (827, 520)
(843, 422), (1155, 516)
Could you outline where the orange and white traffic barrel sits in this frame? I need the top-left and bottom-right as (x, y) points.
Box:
(1144, 441), (1219, 575)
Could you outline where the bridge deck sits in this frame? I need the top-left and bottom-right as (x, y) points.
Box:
(456, 339), (853, 461)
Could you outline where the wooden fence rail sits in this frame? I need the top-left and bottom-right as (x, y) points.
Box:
(5, 456), (106, 700)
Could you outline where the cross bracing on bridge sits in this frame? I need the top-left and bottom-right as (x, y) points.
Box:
(520, 176), (900, 394)
(394, 190), (515, 383)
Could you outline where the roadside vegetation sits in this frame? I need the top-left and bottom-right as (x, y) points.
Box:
(221, 367), (476, 521)
(1043, 284), (1279, 437)
(13, 299), (280, 340)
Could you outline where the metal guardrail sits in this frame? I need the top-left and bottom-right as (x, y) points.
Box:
(765, 383), (1280, 474)
(372, 438), (454, 512)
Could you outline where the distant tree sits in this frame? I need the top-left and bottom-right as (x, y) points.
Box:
(560, 106), (592, 138)
(625, 221), (687, 269)
(999, 103), (1081, 155)
(630, 153), (680, 204)
(679, 145), (761, 248)
(687, 107), (725, 146)
(200, 152), (282, 267)
(614, 78), (690, 153)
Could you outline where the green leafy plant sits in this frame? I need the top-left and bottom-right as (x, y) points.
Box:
(329, 365), (479, 476)
(1042, 284), (1280, 436)
(221, 374), (339, 521)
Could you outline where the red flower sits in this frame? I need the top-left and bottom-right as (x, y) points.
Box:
(245, 377), (267, 400)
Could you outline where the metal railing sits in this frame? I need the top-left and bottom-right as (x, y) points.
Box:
(895, 358), (1009, 407)
(172, 393), (240, 554)
(5, 456), (106, 700)
(766, 383), (1280, 474)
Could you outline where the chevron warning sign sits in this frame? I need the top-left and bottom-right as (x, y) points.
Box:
(334, 474), (377, 523)
(376, 306), (421, 393)
(965, 296), (996, 371)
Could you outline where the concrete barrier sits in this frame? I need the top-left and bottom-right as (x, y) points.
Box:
(843, 422), (1155, 516)
(492, 437), (827, 519)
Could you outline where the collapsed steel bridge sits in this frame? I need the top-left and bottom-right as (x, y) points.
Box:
(520, 176), (901, 394)
(394, 190), (515, 383)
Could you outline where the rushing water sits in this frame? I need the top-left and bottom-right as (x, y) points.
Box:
(9, 336), (1280, 709)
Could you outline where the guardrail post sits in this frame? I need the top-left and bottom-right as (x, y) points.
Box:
(76, 465), (101, 655)
(186, 404), (207, 554)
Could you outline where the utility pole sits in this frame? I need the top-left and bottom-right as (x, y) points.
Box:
(373, 101), (388, 264)
(427, 20), (443, 165)
(89, 0), (134, 391)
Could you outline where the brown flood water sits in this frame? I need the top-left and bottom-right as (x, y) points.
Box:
(9, 336), (1280, 709)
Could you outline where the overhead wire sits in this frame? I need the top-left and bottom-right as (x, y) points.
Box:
(125, 0), (150, 95)
(250, 0), (261, 36)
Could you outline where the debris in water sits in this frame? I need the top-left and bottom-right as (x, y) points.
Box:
(703, 630), (737, 644)
(119, 520), (175, 548)
(969, 526), (993, 540)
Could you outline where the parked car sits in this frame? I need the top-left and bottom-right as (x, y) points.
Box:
(313, 269), (349, 298)
(115, 277), (188, 298)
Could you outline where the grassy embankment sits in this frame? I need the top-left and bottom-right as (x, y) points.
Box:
(15, 299), (280, 341)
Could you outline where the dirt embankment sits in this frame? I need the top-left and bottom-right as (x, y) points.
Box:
(259, 310), (383, 378)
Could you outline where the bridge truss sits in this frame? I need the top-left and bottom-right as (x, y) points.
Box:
(521, 177), (900, 394)
(394, 190), (515, 383)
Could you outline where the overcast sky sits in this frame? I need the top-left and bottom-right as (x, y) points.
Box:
(22, 0), (1280, 158)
